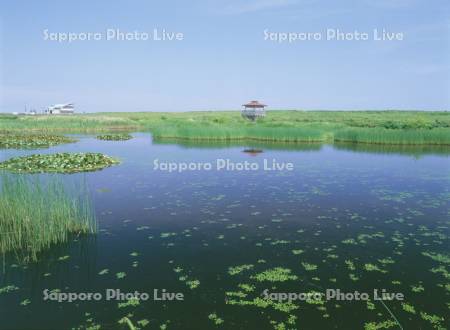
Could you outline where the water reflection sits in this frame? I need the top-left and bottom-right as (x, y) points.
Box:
(333, 141), (450, 157)
(152, 137), (324, 151)
(1, 235), (98, 290)
(153, 137), (450, 157)
(0, 133), (448, 330)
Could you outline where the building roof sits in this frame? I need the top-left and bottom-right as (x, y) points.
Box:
(49, 103), (74, 108)
(242, 100), (267, 108)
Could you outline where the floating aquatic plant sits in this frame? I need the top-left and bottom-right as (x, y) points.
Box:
(0, 285), (19, 294)
(226, 291), (247, 299)
(411, 284), (424, 293)
(116, 272), (127, 279)
(422, 251), (450, 264)
(366, 301), (376, 310)
(208, 313), (224, 326)
(401, 303), (416, 314)
(118, 298), (139, 308)
(96, 134), (132, 141)
(118, 317), (137, 330)
(349, 273), (359, 281)
(301, 262), (318, 271)
(98, 269), (109, 275)
(364, 263), (386, 273)
(0, 152), (120, 173)
(237, 284), (255, 292)
(430, 266), (450, 279)
(137, 319), (149, 327)
(251, 267), (298, 282)
(228, 264), (254, 276)
(173, 267), (183, 273)
(419, 311), (444, 328)
(363, 320), (397, 330)
(186, 279), (200, 289)
(0, 133), (76, 149)
(344, 260), (356, 270)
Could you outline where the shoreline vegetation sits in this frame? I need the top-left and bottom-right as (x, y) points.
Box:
(0, 110), (449, 145)
(0, 175), (96, 262)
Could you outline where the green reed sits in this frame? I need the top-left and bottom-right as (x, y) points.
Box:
(152, 124), (326, 142)
(333, 128), (450, 145)
(1, 111), (449, 145)
(0, 175), (96, 262)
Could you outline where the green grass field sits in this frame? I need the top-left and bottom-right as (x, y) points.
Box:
(0, 110), (449, 145)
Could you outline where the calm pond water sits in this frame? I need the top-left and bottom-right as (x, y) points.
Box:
(0, 133), (449, 330)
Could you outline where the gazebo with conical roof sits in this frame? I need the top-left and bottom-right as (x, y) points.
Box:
(241, 100), (267, 121)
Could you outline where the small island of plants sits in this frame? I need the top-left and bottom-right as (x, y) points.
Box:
(0, 133), (76, 149)
(0, 152), (120, 174)
(96, 133), (133, 141)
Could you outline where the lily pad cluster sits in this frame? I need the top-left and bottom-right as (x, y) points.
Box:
(0, 152), (120, 173)
(0, 133), (76, 149)
(96, 134), (132, 141)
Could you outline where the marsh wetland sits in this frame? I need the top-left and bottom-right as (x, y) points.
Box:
(0, 127), (449, 329)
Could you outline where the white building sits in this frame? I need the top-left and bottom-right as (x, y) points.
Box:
(46, 103), (75, 115)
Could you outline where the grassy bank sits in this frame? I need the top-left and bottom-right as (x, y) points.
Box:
(1, 111), (449, 145)
(0, 114), (139, 132)
(152, 125), (327, 142)
(333, 128), (450, 145)
(149, 111), (450, 145)
(0, 175), (96, 262)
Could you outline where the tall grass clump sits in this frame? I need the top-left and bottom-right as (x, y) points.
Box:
(0, 114), (139, 133)
(333, 128), (450, 145)
(152, 125), (326, 142)
(0, 175), (96, 262)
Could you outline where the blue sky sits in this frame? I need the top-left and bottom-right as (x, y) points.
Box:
(0, 0), (449, 112)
